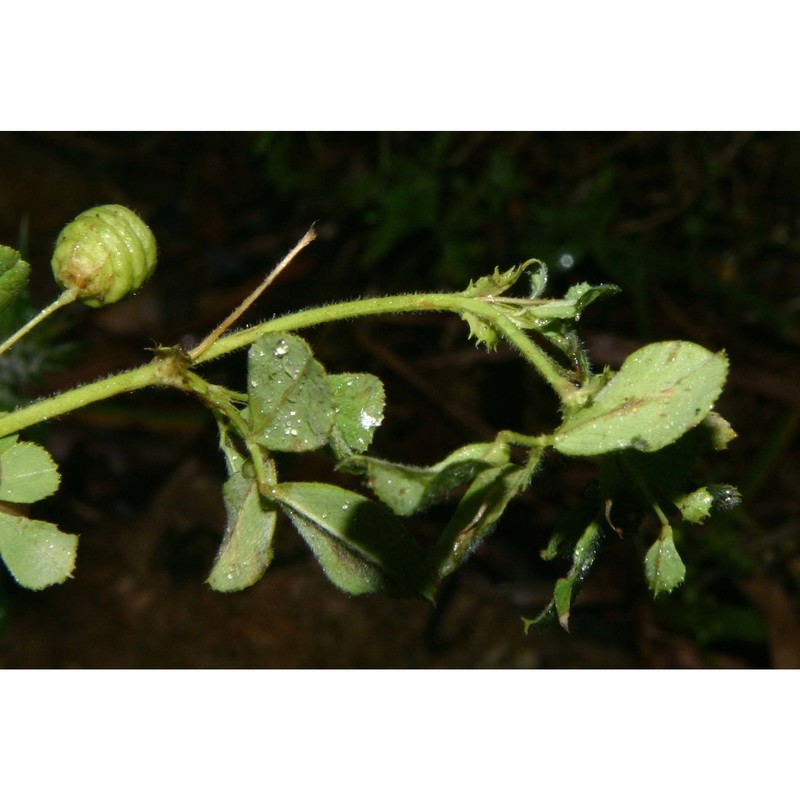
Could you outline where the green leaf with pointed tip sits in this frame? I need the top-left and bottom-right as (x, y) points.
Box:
(505, 283), (620, 327)
(0, 246), (30, 314)
(247, 334), (335, 453)
(216, 418), (246, 475)
(274, 482), (428, 597)
(524, 517), (605, 632)
(207, 470), (277, 592)
(645, 524), (686, 596)
(540, 484), (602, 562)
(564, 282), (621, 319)
(340, 442), (511, 516)
(328, 373), (385, 458)
(554, 341), (729, 456)
(0, 442), (60, 503)
(462, 258), (543, 299)
(0, 512), (78, 589)
(702, 412), (737, 450)
(429, 462), (529, 582)
(528, 263), (548, 299)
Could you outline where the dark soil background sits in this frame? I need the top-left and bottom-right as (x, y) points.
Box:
(0, 132), (797, 668)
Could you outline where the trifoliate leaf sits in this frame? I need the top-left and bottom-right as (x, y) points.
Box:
(247, 333), (335, 453)
(328, 373), (385, 458)
(0, 512), (78, 589)
(554, 341), (729, 456)
(0, 441), (60, 503)
(207, 469), (277, 592)
(644, 524), (686, 596)
(274, 482), (428, 597)
(0, 246), (30, 314)
(340, 442), (511, 516)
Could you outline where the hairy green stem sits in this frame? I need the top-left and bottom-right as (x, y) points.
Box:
(196, 292), (576, 397)
(0, 292), (576, 440)
(0, 362), (160, 437)
(0, 288), (79, 358)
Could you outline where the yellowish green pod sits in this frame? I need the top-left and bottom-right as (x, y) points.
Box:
(51, 204), (157, 307)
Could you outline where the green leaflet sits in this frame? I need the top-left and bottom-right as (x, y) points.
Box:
(0, 441), (60, 503)
(207, 469), (277, 592)
(328, 372), (385, 458)
(216, 418), (246, 475)
(701, 411), (737, 450)
(274, 482), (428, 597)
(340, 442), (511, 516)
(428, 462), (530, 582)
(524, 514), (606, 633)
(508, 282), (620, 325)
(554, 341), (729, 456)
(247, 333), (335, 452)
(539, 484), (603, 562)
(645, 524), (686, 596)
(0, 513), (78, 589)
(528, 263), (548, 299)
(0, 439), (72, 589)
(0, 246), (30, 314)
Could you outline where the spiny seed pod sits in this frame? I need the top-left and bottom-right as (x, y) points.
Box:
(51, 204), (157, 307)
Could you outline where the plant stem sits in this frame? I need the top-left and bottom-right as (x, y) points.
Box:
(0, 362), (160, 437)
(188, 225), (317, 361)
(195, 292), (577, 399)
(0, 288), (79, 358)
(0, 291), (577, 440)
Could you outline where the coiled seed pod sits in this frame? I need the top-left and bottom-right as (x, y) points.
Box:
(51, 204), (157, 307)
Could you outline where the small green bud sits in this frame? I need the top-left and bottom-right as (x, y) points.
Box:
(51, 204), (157, 307)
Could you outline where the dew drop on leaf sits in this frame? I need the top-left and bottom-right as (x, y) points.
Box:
(359, 410), (381, 430)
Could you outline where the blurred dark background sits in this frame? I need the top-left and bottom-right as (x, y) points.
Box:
(0, 131), (797, 668)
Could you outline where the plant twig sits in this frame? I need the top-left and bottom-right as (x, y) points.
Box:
(0, 288), (79, 358)
(188, 225), (317, 362)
